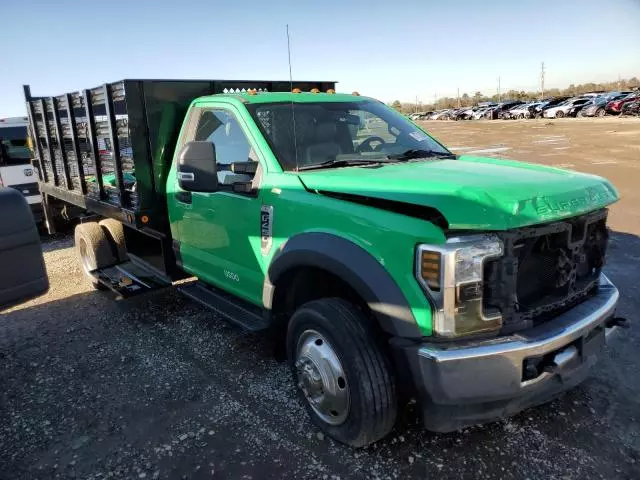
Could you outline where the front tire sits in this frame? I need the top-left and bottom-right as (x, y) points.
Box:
(597, 108), (606, 117)
(287, 298), (397, 447)
(555, 110), (565, 118)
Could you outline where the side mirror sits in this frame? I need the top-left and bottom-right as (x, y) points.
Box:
(177, 141), (218, 192)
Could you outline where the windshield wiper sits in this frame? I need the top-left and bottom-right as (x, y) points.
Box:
(386, 149), (457, 161)
(296, 158), (389, 171)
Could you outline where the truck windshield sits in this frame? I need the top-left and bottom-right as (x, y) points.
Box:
(247, 100), (452, 171)
(0, 126), (31, 166)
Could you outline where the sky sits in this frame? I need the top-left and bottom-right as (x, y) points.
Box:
(2, 0), (640, 117)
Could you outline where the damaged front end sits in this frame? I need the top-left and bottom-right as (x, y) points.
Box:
(483, 208), (610, 334)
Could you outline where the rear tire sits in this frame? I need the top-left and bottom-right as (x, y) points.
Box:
(74, 222), (116, 290)
(287, 298), (397, 447)
(99, 218), (128, 262)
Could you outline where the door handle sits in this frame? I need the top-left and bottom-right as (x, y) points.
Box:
(175, 191), (192, 204)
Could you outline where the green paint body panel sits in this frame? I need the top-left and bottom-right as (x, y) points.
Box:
(297, 156), (619, 230)
(166, 93), (619, 337)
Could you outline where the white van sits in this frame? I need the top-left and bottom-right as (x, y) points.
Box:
(0, 117), (42, 223)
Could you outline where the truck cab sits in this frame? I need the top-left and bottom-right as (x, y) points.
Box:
(24, 80), (626, 447)
(0, 117), (42, 223)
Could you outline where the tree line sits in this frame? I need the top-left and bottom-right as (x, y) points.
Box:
(390, 76), (640, 113)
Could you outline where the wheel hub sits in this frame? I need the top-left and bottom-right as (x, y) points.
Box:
(295, 330), (350, 425)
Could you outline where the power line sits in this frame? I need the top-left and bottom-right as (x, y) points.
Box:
(540, 62), (545, 100)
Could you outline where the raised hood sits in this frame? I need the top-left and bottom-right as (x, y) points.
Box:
(297, 156), (619, 230)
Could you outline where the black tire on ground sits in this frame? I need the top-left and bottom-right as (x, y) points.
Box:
(287, 298), (397, 447)
(74, 222), (116, 290)
(555, 110), (565, 118)
(597, 108), (606, 117)
(99, 218), (128, 262)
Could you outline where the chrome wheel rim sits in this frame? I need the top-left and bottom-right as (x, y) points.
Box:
(295, 330), (350, 425)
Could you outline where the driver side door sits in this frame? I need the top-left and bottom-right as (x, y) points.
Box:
(173, 104), (265, 305)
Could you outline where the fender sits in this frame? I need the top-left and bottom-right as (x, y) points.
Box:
(264, 232), (422, 338)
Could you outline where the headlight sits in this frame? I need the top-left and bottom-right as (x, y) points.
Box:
(416, 235), (503, 338)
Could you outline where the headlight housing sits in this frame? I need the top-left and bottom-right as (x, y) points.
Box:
(416, 235), (503, 338)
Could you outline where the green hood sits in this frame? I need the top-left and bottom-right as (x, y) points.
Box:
(297, 156), (619, 230)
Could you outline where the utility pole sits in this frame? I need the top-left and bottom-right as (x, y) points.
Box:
(415, 95), (418, 113)
(497, 76), (501, 102)
(457, 87), (460, 108)
(540, 62), (545, 100)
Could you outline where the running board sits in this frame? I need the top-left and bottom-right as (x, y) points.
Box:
(91, 261), (171, 298)
(178, 281), (269, 332)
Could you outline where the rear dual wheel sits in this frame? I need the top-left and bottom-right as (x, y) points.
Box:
(74, 219), (127, 290)
(75, 222), (115, 290)
(287, 298), (397, 447)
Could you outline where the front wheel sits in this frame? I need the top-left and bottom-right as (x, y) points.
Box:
(555, 110), (565, 118)
(597, 108), (606, 117)
(287, 298), (397, 447)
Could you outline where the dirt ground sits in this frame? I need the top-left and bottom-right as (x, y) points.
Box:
(1, 117), (639, 480)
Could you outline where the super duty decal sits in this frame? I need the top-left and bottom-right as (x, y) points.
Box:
(260, 205), (273, 255)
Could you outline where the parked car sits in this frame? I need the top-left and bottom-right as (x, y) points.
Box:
(567, 98), (593, 117)
(472, 107), (490, 120)
(505, 102), (541, 119)
(432, 109), (454, 120)
(542, 98), (592, 118)
(620, 99), (640, 116)
(453, 108), (474, 120)
(579, 94), (627, 117)
(537, 96), (572, 117)
(487, 101), (524, 119)
(603, 91), (633, 101)
(428, 109), (449, 120)
(606, 93), (639, 115)
(580, 97), (609, 117)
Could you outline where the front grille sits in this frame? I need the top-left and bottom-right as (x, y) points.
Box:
(483, 209), (609, 333)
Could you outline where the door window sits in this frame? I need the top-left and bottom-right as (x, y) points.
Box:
(194, 109), (257, 185)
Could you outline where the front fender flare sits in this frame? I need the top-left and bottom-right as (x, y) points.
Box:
(264, 232), (422, 338)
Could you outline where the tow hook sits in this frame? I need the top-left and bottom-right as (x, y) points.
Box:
(606, 317), (629, 329)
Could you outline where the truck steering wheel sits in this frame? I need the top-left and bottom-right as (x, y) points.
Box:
(356, 136), (386, 153)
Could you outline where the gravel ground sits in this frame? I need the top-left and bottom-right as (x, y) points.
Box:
(2, 119), (640, 479)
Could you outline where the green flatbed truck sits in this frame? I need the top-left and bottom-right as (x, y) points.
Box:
(24, 79), (627, 446)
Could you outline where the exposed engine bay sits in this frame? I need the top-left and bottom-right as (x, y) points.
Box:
(483, 209), (609, 334)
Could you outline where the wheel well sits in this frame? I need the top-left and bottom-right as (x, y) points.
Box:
(270, 266), (374, 357)
(273, 266), (367, 320)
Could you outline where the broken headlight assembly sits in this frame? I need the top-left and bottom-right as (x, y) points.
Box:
(416, 235), (503, 338)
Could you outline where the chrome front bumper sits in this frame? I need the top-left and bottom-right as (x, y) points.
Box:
(413, 274), (619, 431)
